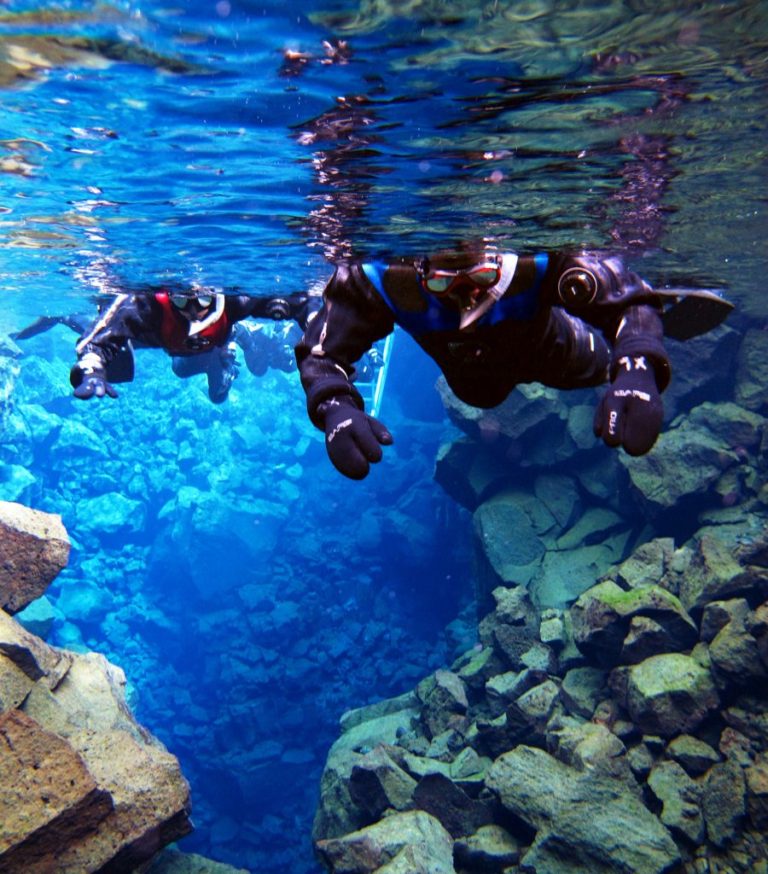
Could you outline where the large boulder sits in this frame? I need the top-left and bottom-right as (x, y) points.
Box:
(146, 849), (249, 873)
(0, 608), (191, 872)
(678, 530), (768, 616)
(487, 745), (679, 873)
(625, 653), (720, 737)
(473, 491), (551, 587)
(315, 810), (455, 874)
(621, 417), (740, 512)
(570, 581), (698, 667)
(0, 502), (70, 614)
(313, 694), (421, 842)
(0, 709), (113, 869)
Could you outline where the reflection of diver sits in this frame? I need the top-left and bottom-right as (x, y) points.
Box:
(292, 90), (383, 263)
(57, 289), (319, 404)
(279, 39), (352, 78)
(297, 247), (732, 479)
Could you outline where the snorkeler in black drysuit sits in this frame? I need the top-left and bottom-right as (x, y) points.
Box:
(296, 247), (732, 479)
(60, 289), (319, 404)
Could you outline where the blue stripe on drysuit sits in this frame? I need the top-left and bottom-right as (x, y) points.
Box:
(363, 254), (549, 335)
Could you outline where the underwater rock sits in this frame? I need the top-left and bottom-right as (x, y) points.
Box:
(745, 753), (768, 831)
(453, 823), (520, 870)
(707, 600), (767, 687)
(559, 665), (607, 719)
(152, 488), (290, 600)
(13, 593), (56, 638)
(438, 376), (567, 451)
(0, 501), (69, 614)
(678, 530), (768, 616)
(702, 759), (747, 848)
(612, 536), (677, 589)
(433, 439), (507, 510)
(647, 759), (705, 844)
(76, 491), (146, 540)
(0, 463), (37, 505)
(532, 536), (634, 609)
(473, 490), (550, 587)
(348, 745), (418, 819)
(0, 709), (114, 869)
(686, 401), (766, 454)
(146, 848), (250, 873)
(411, 771), (495, 838)
(472, 486), (638, 611)
(570, 580), (698, 667)
(486, 745), (679, 873)
(0, 505), (196, 872)
(56, 577), (113, 625)
(313, 698), (421, 842)
(663, 327), (741, 420)
(314, 507), (768, 872)
(625, 653), (720, 737)
(547, 719), (629, 778)
(315, 809), (455, 874)
(621, 416), (741, 511)
(0, 608), (72, 703)
(417, 669), (469, 739)
(0, 607), (191, 872)
(735, 328), (768, 413)
(666, 734), (721, 778)
(477, 586), (539, 670)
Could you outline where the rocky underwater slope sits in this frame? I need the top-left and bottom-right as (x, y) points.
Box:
(313, 528), (768, 874)
(310, 323), (768, 873)
(0, 501), (246, 874)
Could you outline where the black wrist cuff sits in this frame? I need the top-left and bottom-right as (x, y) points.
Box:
(307, 378), (364, 429)
(612, 336), (671, 392)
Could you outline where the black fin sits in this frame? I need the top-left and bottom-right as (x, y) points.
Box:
(658, 287), (734, 341)
(12, 314), (93, 341)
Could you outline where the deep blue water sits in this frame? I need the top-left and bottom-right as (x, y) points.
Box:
(0, 1), (766, 872)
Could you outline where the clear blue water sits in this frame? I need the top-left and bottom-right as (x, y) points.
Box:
(0, 1), (766, 871)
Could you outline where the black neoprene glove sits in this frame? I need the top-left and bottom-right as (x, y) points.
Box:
(70, 363), (118, 400)
(594, 354), (663, 456)
(318, 395), (393, 480)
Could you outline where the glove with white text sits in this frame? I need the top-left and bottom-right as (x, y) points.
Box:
(318, 395), (393, 479)
(593, 354), (663, 456)
(70, 360), (118, 400)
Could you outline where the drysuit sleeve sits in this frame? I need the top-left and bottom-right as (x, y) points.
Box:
(295, 263), (395, 429)
(72, 295), (160, 376)
(549, 253), (671, 391)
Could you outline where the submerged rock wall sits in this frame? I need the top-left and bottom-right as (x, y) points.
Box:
(312, 521), (768, 873)
(0, 501), (194, 874)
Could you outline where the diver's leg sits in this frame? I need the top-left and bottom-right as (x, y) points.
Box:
(235, 324), (271, 376)
(172, 355), (206, 379)
(206, 346), (238, 404)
